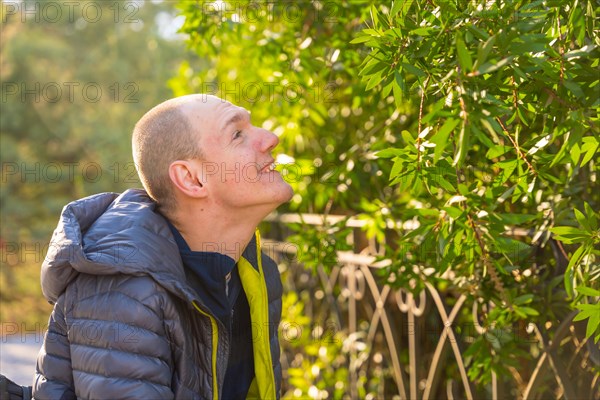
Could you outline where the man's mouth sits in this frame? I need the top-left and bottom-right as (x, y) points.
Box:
(260, 160), (276, 173)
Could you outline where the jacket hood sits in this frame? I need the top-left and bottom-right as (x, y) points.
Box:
(41, 189), (197, 304)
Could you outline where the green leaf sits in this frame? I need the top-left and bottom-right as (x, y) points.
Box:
(393, 70), (406, 106)
(574, 208), (592, 232)
(518, 306), (540, 317)
(431, 118), (460, 162)
(497, 213), (537, 225)
(570, 142), (582, 164)
(493, 237), (531, 264)
(550, 226), (588, 237)
(350, 35), (376, 44)
(580, 136), (598, 166)
(389, 159), (405, 181)
(573, 303), (600, 340)
(412, 173), (424, 195)
(456, 35), (473, 72)
(569, 244), (588, 272)
(585, 312), (599, 340)
(564, 80), (585, 99)
(564, 266), (575, 300)
(411, 27), (434, 36)
(495, 159), (518, 184)
(463, 338), (484, 359)
(514, 294), (534, 305)
(362, 28), (383, 37)
(467, 25), (489, 41)
(574, 303), (599, 319)
(443, 206), (464, 219)
(400, 62), (426, 77)
(390, 164), (415, 186)
(376, 148), (404, 159)
(392, 75), (403, 108)
(370, 5), (380, 27)
(550, 131), (583, 168)
(475, 35), (496, 69)
(365, 70), (385, 90)
(361, 57), (388, 76)
(414, 208), (440, 217)
(382, 78), (394, 97)
(476, 56), (514, 75)
(584, 202), (598, 230)
(576, 286), (600, 297)
(432, 174), (457, 193)
(401, 129), (414, 144)
(479, 118), (500, 143)
(486, 145), (511, 159)
(391, 0), (405, 17)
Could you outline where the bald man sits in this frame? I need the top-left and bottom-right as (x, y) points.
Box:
(33, 95), (293, 400)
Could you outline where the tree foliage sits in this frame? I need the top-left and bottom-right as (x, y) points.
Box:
(1, 0), (193, 242)
(363, 0), (599, 386)
(356, 0), (599, 347)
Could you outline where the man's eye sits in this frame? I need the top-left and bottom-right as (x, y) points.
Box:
(233, 130), (242, 139)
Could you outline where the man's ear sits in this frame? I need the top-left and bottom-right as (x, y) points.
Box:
(168, 160), (208, 199)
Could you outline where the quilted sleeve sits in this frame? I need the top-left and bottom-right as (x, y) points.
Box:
(34, 275), (177, 400)
(33, 293), (76, 400)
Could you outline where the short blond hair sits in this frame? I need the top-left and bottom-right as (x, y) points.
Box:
(132, 99), (202, 214)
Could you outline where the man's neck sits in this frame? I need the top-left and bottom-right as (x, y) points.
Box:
(167, 207), (266, 263)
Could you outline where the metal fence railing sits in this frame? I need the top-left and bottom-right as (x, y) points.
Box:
(263, 213), (600, 399)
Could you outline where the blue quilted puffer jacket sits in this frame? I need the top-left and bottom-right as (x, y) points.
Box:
(33, 189), (283, 400)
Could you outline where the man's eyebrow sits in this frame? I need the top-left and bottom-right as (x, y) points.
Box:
(221, 111), (250, 134)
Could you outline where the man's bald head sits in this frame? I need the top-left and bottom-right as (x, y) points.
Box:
(132, 95), (211, 214)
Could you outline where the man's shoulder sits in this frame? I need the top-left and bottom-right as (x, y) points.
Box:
(67, 272), (173, 305)
(58, 272), (187, 334)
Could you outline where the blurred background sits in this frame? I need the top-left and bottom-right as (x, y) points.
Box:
(1, 0), (200, 326)
(0, 0), (199, 386)
(1, 0), (599, 398)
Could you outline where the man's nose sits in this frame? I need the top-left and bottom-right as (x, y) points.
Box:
(258, 129), (279, 152)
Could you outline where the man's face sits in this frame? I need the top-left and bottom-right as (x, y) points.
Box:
(183, 95), (293, 215)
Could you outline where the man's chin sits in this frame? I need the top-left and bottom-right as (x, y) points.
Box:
(269, 185), (294, 209)
(281, 183), (294, 202)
